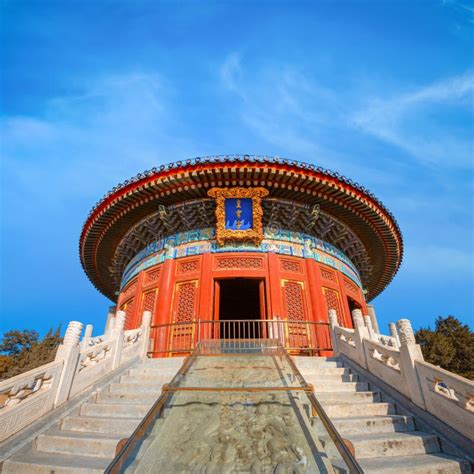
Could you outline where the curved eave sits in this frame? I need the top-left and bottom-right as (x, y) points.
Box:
(80, 158), (403, 301)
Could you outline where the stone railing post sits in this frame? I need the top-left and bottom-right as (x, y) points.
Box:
(105, 305), (117, 333)
(80, 324), (93, 350)
(328, 309), (339, 353)
(367, 304), (380, 333)
(388, 322), (400, 348)
(54, 321), (83, 407)
(141, 311), (152, 358)
(352, 309), (369, 368)
(110, 311), (126, 370)
(397, 318), (426, 409)
(364, 315), (377, 341)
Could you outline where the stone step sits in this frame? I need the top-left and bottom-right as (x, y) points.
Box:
(316, 390), (381, 403)
(36, 429), (122, 458)
(304, 373), (359, 383)
(108, 382), (164, 394)
(140, 357), (185, 368)
(323, 402), (396, 418)
(358, 453), (472, 474)
(299, 366), (351, 376)
(293, 358), (343, 369)
(128, 367), (181, 376)
(314, 415), (415, 435)
(61, 415), (141, 435)
(345, 431), (440, 458)
(80, 402), (150, 418)
(310, 381), (369, 392)
(119, 374), (171, 384)
(2, 450), (110, 474)
(96, 390), (157, 404)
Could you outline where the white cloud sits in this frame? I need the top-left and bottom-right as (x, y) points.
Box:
(0, 72), (207, 237)
(0, 73), (186, 206)
(220, 53), (243, 94)
(219, 54), (473, 172)
(351, 72), (474, 168)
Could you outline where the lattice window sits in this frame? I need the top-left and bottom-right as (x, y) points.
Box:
(145, 267), (161, 285)
(142, 290), (156, 314)
(179, 260), (199, 274)
(175, 282), (197, 323)
(323, 288), (343, 325)
(343, 279), (358, 295)
(280, 259), (301, 273)
(283, 281), (309, 350)
(216, 257), (263, 269)
(123, 280), (138, 298)
(122, 298), (135, 330)
(283, 281), (305, 322)
(320, 267), (336, 282)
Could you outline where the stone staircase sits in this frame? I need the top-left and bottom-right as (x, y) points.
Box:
(2, 355), (472, 473)
(1, 357), (184, 473)
(294, 356), (472, 473)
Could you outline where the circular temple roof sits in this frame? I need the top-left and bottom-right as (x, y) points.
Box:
(80, 155), (403, 301)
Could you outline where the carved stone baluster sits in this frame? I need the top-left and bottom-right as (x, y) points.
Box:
(388, 322), (400, 348)
(81, 324), (93, 350)
(352, 309), (369, 368)
(54, 321), (83, 407)
(396, 318), (426, 409)
(111, 311), (126, 369)
(364, 315), (377, 341)
(141, 311), (152, 358)
(328, 309), (339, 353)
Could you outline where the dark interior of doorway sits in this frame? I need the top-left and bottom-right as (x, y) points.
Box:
(219, 278), (261, 338)
(347, 297), (362, 326)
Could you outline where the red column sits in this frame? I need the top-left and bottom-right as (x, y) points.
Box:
(198, 253), (213, 322)
(267, 253), (282, 319)
(132, 272), (146, 328)
(153, 259), (175, 357)
(306, 260), (332, 356)
(305, 259), (322, 322)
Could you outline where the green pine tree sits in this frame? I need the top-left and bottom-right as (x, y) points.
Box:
(415, 316), (474, 380)
(0, 326), (63, 380)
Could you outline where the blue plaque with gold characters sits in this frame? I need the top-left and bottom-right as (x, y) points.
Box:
(208, 187), (269, 246)
(225, 198), (253, 230)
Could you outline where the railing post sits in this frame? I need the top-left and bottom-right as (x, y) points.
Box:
(388, 322), (400, 348)
(364, 315), (377, 341)
(80, 324), (93, 350)
(54, 321), (83, 407)
(366, 304), (379, 333)
(274, 316), (284, 348)
(141, 311), (152, 358)
(397, 318), (426, 409)
(328, 309), (339, 353)
(352, 309), (369, 369)
(111, 311), (126, 370)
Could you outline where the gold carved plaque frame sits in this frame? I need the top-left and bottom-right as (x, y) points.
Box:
(208, 187), (269, 246)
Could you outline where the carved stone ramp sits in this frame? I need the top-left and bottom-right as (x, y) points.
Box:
(1, 358), (184, 473)
(109, 348), (358, 473)
(294, 356), (472, 473)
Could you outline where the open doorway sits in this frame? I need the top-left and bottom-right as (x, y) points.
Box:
(216, 278), (264, 338)
(347, 297), (362, 327)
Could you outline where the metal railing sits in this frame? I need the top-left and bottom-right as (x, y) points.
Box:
(106, 339), (363, 473)
(149, 319), (331, 357)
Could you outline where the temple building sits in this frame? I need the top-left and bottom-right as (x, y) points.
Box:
(2, 155), (472, 473)
(80, 155), (402, 356)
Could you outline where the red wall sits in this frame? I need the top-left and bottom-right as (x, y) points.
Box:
(117, 252), (367, 356)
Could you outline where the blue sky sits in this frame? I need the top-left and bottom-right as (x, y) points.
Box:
(1, 1), (473, 339)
